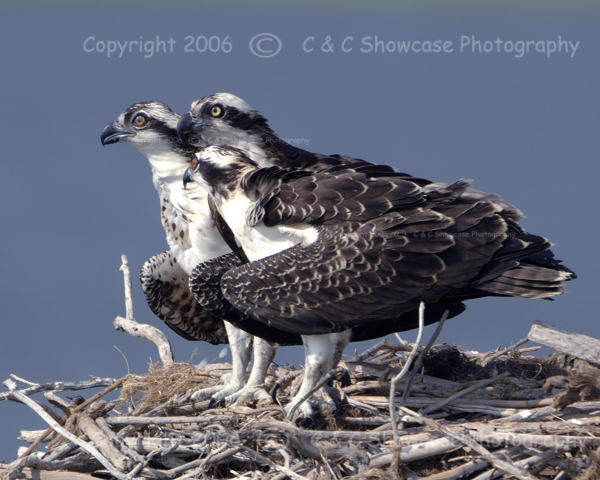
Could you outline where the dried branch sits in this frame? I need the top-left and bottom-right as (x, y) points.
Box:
(75, 412), (134, 471)
(369, 437), (463, 469)
(420, 371), (511, 415)
(390, 301), (425, 445)
(401, 308), (449, 404)
(528, 320), (600, 364)
(0, 456), (102, 480)
(114, 255), (175, 367)
(480, 338), (529, 367)
(0, 377), (118, 402)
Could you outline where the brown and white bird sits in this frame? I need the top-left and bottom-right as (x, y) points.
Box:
(183, 145), (575, 416)
(101, 102), (270, 406)
(177, 93), (452, 408)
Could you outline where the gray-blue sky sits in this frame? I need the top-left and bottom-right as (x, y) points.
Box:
(1, 1), (598, 459)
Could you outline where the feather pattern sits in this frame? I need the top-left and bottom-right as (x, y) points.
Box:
(182, 146), (577, 338)
(140, 251), (228, 344)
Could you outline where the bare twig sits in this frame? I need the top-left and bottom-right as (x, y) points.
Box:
(401, 308), (449, 405)
(480, 338), (529, 367)
(420, 371), (511, 415)
(115, 255), (175, 367)
(1, 377), (118, 402)
(390, 301), (425, 445)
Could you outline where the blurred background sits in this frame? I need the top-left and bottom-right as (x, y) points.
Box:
(1, 0), (598, 458)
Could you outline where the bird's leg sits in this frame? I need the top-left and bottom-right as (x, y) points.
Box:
(284, 330), (351, 418)
(224, 337), (278, 406)
(191, 323), (253, 403)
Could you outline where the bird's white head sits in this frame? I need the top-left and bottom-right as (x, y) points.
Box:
(102, 101), (200, 159)
(177, 93), (274, 164)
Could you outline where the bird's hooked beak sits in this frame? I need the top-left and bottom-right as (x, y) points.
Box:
(182, 167), (195, 190)
(177, 112), (207, 146)
(100, 121), (134, 146)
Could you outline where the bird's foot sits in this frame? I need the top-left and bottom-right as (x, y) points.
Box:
(189, 373), (245, 405)
(224, 385), (272, 407)
(284, 387), (339, 419)
(189, 385), (226, 403)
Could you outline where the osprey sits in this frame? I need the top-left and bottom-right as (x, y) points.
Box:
(183, 145), (575, 416)
(177, 92), (381, 171)
(177, 93), (448, 409)
(100, 102), (281, 406)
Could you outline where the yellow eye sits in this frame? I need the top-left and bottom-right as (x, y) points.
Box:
(191, 157), (198, 169)
(133, 114), (147, 127)
(210, 105), (224, 118)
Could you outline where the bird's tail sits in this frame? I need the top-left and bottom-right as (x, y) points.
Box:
(476, 258), (576, 299)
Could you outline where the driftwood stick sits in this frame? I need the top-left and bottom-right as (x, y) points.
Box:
(240, 446), (311, 480)
(355, 394), (554, 411)
(517, 346), (541, 353)
(113, 315), (176, 366)
(76, 413), (134, 472)
(1, 455), (102, 480)
(1, 377), (118, 402)
(469, 430), (600, 449)
(44, 392), (72, 416)
(95, 417), (146, 463)
(43, 441), (79, 462)
(350, 339), (411, 362)
(9, 375), (39, 387)
(470, 448), (560, 480)
(390, 301), (425, 445)
(120, 254), (135, 322)
(115, 255), (175, 367)
(413, 447), (524, 480)
(141, 446), (243, 479)
(398, 406), (537, 480)
(528, 320), (600, 364)
(369, 437), (463, 469)
(3, 379), (128, 480)
(420, 371), (511, 415)
(106, 414), (241, 426)
(122, 437), (213, 456)
(401, 308), (449, 405)
(18, 429), (53, 444)
(419, 459), (490, 480)
(480, 338), (529, 367)
(21, 376), (126, 458)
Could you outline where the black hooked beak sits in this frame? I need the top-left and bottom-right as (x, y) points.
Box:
(177, 112), (207, 146)
(101, 121), (134, 146)
(182, 167), (195, 190)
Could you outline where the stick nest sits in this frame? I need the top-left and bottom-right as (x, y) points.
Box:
(3, 339), (600, 480)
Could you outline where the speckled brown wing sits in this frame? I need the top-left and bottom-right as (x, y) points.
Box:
(140, 251), (228, 345)
(221, 178), (575, 337)
(221, 212), (464, 336)
(244, 166), (428, 229)
(189, 253), (303, 346)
